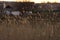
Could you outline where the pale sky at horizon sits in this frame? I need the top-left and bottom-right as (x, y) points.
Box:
(0, 0), (60, 3)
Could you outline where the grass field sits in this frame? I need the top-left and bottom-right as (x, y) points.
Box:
(0, 12), (60, 40)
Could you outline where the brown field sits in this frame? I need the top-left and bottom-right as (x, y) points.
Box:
(0, 12), (60, 40)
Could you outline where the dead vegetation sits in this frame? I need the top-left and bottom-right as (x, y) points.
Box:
(0, 12), (60, 40)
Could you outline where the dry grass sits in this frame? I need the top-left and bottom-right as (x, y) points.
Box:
(0, 12), (60, 40)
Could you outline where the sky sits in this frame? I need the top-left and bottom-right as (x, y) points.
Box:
(0, 0), (60, 3)
(31, 0), (60, 3)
